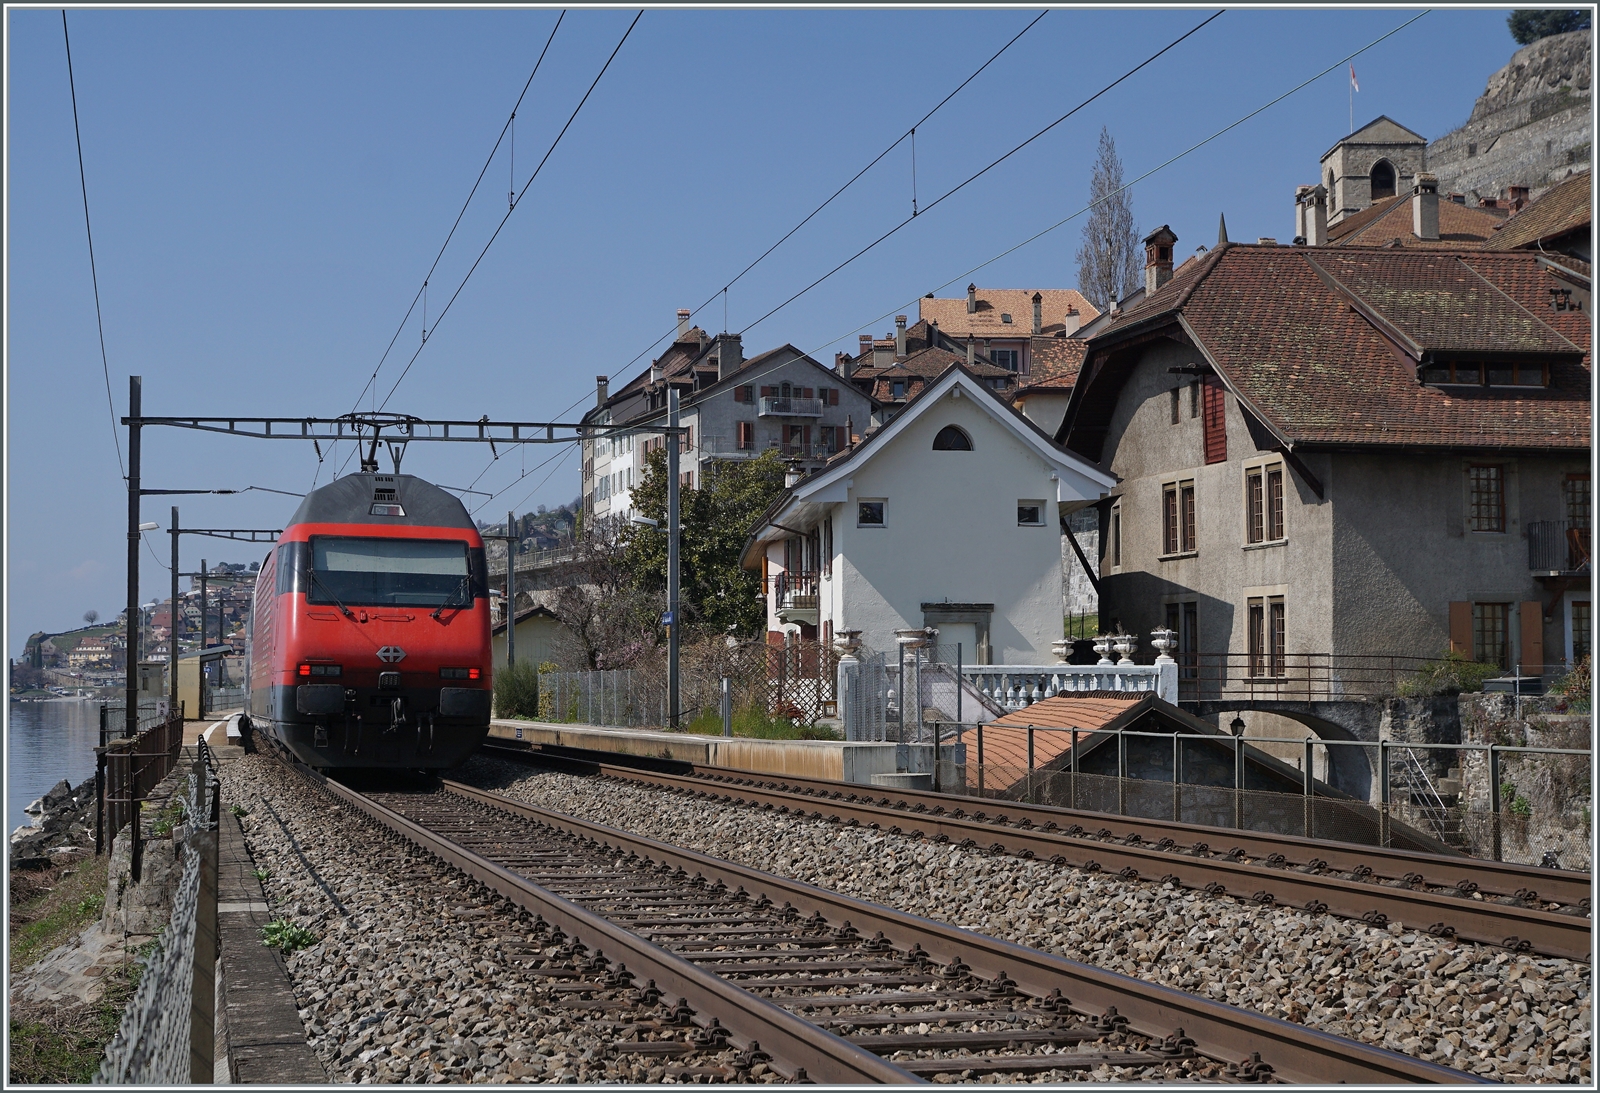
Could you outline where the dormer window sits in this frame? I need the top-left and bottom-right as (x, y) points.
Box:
(1419, 360), (1548, 388)
(1001, 313), (1013, 324)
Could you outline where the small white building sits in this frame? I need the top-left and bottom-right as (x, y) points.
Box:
(742, 365), (1116, 662)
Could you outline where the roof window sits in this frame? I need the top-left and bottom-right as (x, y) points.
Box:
(1419, 361), (1548, 388)
(1001, 313), (1013, 324)
(932, 425), (973, 451)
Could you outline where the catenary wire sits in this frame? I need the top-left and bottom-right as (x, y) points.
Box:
(663, 9), (1430, 413)
(735, 9), (1224, 339)
(62, 11), (125, 478)
(345, 11), (566, 417)
(498, 444), (577, 518)
(457, 385), (599, 502)
(610, 9), (1050, 381)
(378, 11), (643, 413)
(472, 442), (577, 516)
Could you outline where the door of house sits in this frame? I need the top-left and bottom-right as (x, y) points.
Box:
(1565, 592), (1592, 668)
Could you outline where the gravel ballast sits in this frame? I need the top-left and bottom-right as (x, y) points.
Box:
(464, 757), (1592, 1084)
(219, 755), (784, 1084)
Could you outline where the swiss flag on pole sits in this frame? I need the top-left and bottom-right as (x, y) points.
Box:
(1349, 64), (1360, 92)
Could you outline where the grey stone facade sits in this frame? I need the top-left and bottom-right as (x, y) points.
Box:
(1061, 508), (1099, 617)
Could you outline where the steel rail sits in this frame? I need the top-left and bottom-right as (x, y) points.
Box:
(295, 766), (916, 1084)
(668, 754), (1593, 908)
(484, 744), (1589, 962)
(442, 778), (1483, 1085)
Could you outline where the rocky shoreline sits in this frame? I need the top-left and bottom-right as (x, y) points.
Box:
(11, 776), (97, 867)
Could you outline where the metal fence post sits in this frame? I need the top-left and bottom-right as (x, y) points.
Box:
(1117, 730), (1127, 816)
(1304, 736), (1315, 840)
(1027, 725), (1036, 803)
(1378, 739), (1390, 848)
(1069, 730), (1078, 811)
(1171, 732), (1180, 822)
(1233, 732), (1244, 830)
(976, 723), (984, 796)
(932, 720), (941, 792)
(955, 643), (962, 725)
(721, 676), (732, 737)
(1489, 744), (1503, 862)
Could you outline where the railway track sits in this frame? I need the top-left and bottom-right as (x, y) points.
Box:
(483, 742), (1591, 962)
(285, 756), (1480, 1084)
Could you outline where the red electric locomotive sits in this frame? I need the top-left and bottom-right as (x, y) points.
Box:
(245, 472), (492, 769)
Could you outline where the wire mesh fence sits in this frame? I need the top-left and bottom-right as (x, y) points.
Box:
(537, 669), (664, 728)
(923, 724), (1591, 869)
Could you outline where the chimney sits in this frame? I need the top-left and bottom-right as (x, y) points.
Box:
(1294, 185), (1313, 241)
(1063, 306), (1081, 337)
(1256, 237), (1277, 246)
(1412, 172), (1439, 241)
(858, 335), (874, 367)
(927, 319), (939, 349)
(596, 375), (609, 406)
(1308, 184), (1328, 246)
(1142, 225), (1178, 295)
(1507, 184), (1530, 214)
(676, 308), (691, 340)
(966, 337), (975, 366)
(650, 359), (663, 384)
(894, 315), (907, 358)
(845, 415), (854, 447)
(873, 335), (894, 368)
(1031, 291), (1043, 335)
(717, 332), (743, 381)
(966, 283), (977, 314)
(835, 351), (854, 381)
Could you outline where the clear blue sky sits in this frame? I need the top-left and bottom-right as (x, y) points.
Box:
(7, 5), (1521, 655)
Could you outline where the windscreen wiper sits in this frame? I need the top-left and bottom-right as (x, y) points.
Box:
(309, 571), (355, 619)
(431, 576), (471, 620)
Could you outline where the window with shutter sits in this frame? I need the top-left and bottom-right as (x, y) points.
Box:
(1202, 376), (1227, 464)
(760, 386), (774, 398)
(828, 388), (839, 406)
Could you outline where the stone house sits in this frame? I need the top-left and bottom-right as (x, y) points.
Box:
(742, 364), (1115, 661)
(1055, 232), (1592, 678)
(580, 314), (878, 524)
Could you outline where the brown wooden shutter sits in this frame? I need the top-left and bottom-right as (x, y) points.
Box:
(1448, 602), (1472, 656)
(1520, 602), (1544, 675)
(760, 386), (774, 398)
(803, 425), (811, 450)
(1202, 376), (1227, 464)
(803, 388), (813, 399)
(829, 387), (840, 406)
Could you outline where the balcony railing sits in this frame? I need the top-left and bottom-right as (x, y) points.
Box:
(772, 570), (819, 610)
(1172, 653), (1451, 702)
(1529, 520), (1590, 575)
(759, 396), (824, 418)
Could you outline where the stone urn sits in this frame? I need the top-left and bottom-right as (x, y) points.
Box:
(1093, 635), (1115, 665)
(1051, 639), (1073, 664)
(1113, 633), (1138, 665)
(1150, 628), (1177, 662)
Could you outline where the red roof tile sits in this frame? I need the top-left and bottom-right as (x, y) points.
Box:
(1326, 194), (1506, 249)
(1483, 171), (1592, 251)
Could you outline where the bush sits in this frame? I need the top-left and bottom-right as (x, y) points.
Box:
(261, 919), (317, 953)
(1398, 650), (1504, 697)
(1547, 655), (1591, 711)
(494, 660), (540, 719)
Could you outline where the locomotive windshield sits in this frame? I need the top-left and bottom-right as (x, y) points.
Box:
(308, 536), (472, 607)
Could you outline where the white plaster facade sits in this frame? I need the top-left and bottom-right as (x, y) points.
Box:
(743, 367), (1115, 662)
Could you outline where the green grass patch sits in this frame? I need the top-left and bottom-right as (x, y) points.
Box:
(683, 705), (840, 740)
(261, 919), (318, 953)
(1062, 614), (1100, 640)
(9, 856), (109, 970)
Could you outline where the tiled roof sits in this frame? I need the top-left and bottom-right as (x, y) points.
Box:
(1071, 245), (1591, 452)
(1483, 171), (1592, 251)
(920, 288), (1099, 339)
(974, 695), (1148, 771)
(1026, 336), (1087, 388)
(1325, 194), (1506, 249)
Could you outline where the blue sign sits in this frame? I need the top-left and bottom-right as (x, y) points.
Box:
(660, 611), (675, 626)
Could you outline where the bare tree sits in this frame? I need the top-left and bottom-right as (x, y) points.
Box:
(548, 518), (661, 670)
(1075, 127), (1141, 313)
(83, 610), (99, 627)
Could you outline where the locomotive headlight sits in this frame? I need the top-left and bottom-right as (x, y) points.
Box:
(299, 663), (342, 677)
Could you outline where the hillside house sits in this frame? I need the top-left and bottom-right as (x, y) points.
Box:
(742, 364), (1115, 661)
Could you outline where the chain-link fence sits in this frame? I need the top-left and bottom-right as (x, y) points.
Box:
(538, 669), (665, 728)
(95, 761), (218, 1084)
(925, 724), (1590, 869)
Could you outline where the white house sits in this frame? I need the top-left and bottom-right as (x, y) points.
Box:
(741, 364), (1116, 662)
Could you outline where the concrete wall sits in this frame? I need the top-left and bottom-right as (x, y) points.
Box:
(491, 613), (570, 670)
(1330, 451), (1584, 667)
(1095, 340), (1336, 654)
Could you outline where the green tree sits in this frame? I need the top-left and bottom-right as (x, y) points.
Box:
(1508, 9), (1590, 44)
(625, 448), (788, 640)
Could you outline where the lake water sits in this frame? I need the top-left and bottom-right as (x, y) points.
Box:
(7, 700), (104, 834)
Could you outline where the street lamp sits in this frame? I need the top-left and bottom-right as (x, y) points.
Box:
(629, 516), (659, 528)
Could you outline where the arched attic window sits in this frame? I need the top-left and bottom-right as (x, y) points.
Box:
(1370, 160), (1396, 200)
(932, 425), (973, 451)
